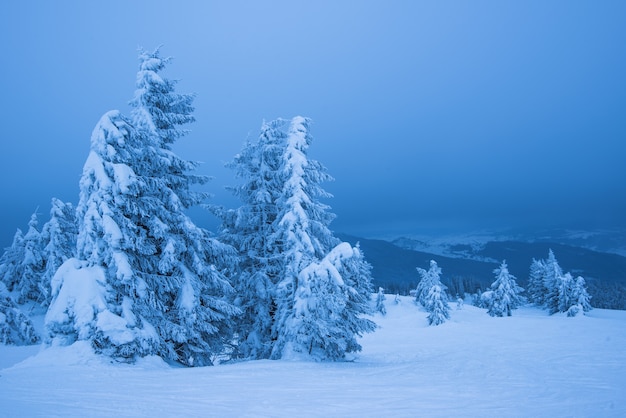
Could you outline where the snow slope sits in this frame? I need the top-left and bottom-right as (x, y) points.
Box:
(1, 297), (625, 417)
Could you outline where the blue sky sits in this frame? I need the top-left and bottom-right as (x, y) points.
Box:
(1, 1), (624, 247)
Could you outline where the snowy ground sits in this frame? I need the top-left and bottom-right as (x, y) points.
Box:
(1, 296), (625, 417)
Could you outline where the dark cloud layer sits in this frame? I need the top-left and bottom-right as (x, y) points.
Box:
(1, 1), (624, 247)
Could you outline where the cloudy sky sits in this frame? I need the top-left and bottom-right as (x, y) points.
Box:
(1, 1), (624, 247)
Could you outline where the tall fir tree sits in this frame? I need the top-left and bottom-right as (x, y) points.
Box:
(270, 117), (338, 359)
(214, 119), (288, 359)
(220, 116), (375, 360)
(48, 110), (161, 358)
(46, 49), (238, 366)
(485, 260), (525, 317)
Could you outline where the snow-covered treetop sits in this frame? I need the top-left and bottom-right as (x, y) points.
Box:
(545, 249), (563, 278)
(26, 212), (39, 232)
(130, 47), (195, 148)
(137, 46), (170, 72)
(87, 110), (134, 163)
(417, 260), (443, 285)
(493, 259), (512, 279)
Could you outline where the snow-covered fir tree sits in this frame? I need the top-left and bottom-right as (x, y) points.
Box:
(415, 260), (450, 325)
(376, 287), (387, 315)
(21, 212), (47, 304)
(556, 272), (575, 314)
(543, 249), (564, 314)
(269, 117), (337, 359)
(0, 282), (39, 345)
(530, 250), (592, 316)
(0, 230), (25, 297)
(424, 284), (450, 326)
(484, 260), (525, 317)
(40, 198), (77, 306)
(527, 258), (547, 306)
(281, 242), (376, 360)
(214, 119), (288, 359)
(130, 47), (195, 150)
(269, 116), (337, 268)
(476, 288), (491, 309)
(415, 260), (443, 307)
(555, 272), (593, 317)
(127, 49), (238, 365)
(0, 217), (43, 345)
(47, 110), (158, 358)
(330, 243), (376, 353)
(566, 275), (592, 317)
(0, 212), (47, 304)
(46, 49), (238, 366)
(220, 116), (374, 361)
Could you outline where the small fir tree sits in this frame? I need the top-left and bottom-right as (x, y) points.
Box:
(544, 249), (564, 314)
(566, 275), (592, 317)
(0, 213), (47, 304)
(556, 272), (575, 314)
(530, 250), (593, 316)
(332, 243), (376, 354)
(21, 212), (47, 304)
(527, 258), (547, 306)
(376, 287), (387, 315)
(424, 284), (450, 326)
(415, 260), (442, 307)
(415, 260), (450, 325)
(485, 260), (525, 317)
(0, 283), (39, 345)
(0, 230), (25, 295)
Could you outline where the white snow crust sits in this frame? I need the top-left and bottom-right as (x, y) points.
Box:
(2, 295), (625, 417)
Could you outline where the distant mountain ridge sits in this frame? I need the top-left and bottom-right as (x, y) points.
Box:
(390, 236), (626, 282)
(336, 233), (626, 310)
(389, 226), (626, 258)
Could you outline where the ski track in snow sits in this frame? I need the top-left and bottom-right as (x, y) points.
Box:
(1, 297), (625, 417)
